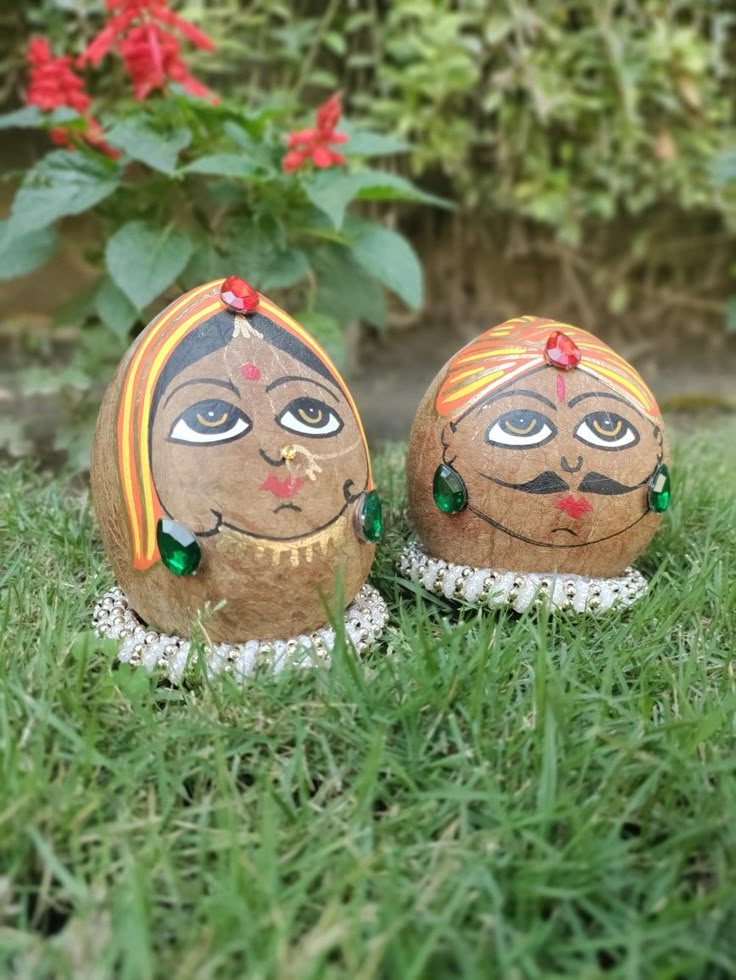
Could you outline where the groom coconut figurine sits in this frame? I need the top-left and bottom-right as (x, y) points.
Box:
(402, 316), (671, 613)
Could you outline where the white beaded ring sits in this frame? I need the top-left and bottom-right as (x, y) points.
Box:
(398, 540), (648, 614)
(93, 583), (389, 683)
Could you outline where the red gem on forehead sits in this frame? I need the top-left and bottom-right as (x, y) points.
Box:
(240, 363), (261, 380)
(220, 276), (259, 312)
(544, 330), (581, 370)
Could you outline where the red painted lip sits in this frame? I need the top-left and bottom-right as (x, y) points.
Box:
(260, 474), (305, 499)
(555, 494), (593, 520)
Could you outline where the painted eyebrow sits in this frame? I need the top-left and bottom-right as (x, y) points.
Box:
(486, 388), (557, 410)
(163, 376), (240, 409)
(567, 390), (632, 410)
(265, 374), (339, 402)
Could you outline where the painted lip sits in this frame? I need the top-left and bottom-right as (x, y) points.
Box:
(260, 474), (305, 499)
(555, 494), (593, 520)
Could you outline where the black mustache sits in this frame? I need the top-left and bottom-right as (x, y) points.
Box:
(485, 471), (570, 494)
(577, 472), (644, 495)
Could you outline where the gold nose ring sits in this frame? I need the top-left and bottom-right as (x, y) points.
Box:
(281, 444), (297, 462)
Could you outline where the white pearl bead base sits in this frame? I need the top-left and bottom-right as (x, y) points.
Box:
(399, 541), (648, 614)
(92, 583), (389, 683)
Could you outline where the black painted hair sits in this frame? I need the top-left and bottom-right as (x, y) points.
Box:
(150, 310), (337, 422)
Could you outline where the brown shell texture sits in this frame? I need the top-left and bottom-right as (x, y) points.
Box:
(407, 318), (669, 578)
(91, 299), (375, 644)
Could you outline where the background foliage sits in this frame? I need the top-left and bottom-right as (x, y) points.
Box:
(3, 1), (735, 242)
(167, 1), (736, 238)
(1, 0), (736, 468)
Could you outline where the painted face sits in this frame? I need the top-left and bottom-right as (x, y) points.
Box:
(91, 279), (377, 644)
(150, 331), (369, 542)
(407, 316), (670, 578)
(443, 366), (663, 550)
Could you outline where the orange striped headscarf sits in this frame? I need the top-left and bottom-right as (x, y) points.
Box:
(436, 316), (660, 421)
(117, 279), (372, 571)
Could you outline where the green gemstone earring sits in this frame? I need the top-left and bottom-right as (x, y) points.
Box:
(355, 490), (383, 543)
(156, 518), (202, 575)
(433, 462), (468, 514)
(647, 463), (671, 513)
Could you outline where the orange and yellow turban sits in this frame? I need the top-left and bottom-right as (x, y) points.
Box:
(116, 279), (370, 571)
(436, 315), (660, 422)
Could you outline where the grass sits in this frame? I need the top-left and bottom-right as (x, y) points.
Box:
(1, 423), (735, 979)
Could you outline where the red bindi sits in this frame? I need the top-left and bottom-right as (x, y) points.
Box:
(240, 363), (261, 380)
(556, 374), (566, 403)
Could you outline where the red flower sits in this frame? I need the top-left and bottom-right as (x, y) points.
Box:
(25, 37), (118, 156)
(26, 37), (92, 113)
(316, 93), (341, 136)
(283, 93), (349, 173)
(80, 0), (217, 102)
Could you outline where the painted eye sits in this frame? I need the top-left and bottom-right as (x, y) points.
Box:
(277, 397), (343, 438)
(575, 412), (639, 450)
(486, 410), (556, 448)
(169, 399), (251, 445)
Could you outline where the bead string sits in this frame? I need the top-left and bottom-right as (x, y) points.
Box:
(398, 541), (648, 614)
(93, 583), (389, 683)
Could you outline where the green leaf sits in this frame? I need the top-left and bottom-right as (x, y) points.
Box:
(294, 311), (345, 369)
(5, 151), (121, 238)
(712, 150), (736, 188)
(223, 123), (279, 168)
(225, 222), (280, 288)
(0, 106), (44, 129)
(352, 171), (452, 209)
(302, 169), (451, 229)
(21, 364), (91, 395)
(343, 129), (410, 157)
(224, 225), (308, 291)
(324, 31), (347, 56)
(345, 218), (423, 310)
(312, 244), (386, 328)
(484, 15), (513, 44)
(184, 154), (260, 178)
(105, 221), (193, 309)
(106, 119), (191, 175)
(302, 171), (361, 230)
(54, 280), (100, 327)
(181, 240), (221, 291)
(0, 106), (81, 130)
(307, 70), (339, 89)
(95, 276), (139, 338)
(261, 248), (310, 290)
(54, 282), (98, 327)
(0, 222), (59, 280)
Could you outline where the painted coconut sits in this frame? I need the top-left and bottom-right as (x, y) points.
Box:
(91, 277), (383, 645)
(406, 316), (671, 584)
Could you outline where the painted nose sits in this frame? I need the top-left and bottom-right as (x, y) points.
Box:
(560, 455), (583, 474)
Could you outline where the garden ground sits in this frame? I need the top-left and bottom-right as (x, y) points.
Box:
(1, 420), (735, 978)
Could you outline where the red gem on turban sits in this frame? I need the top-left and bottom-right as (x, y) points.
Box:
(220, 276), (259, 312)
(544, 330), (581, 370)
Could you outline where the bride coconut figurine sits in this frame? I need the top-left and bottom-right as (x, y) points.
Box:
(92, 276), (387, 680)
(401, 316), (671, 613)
